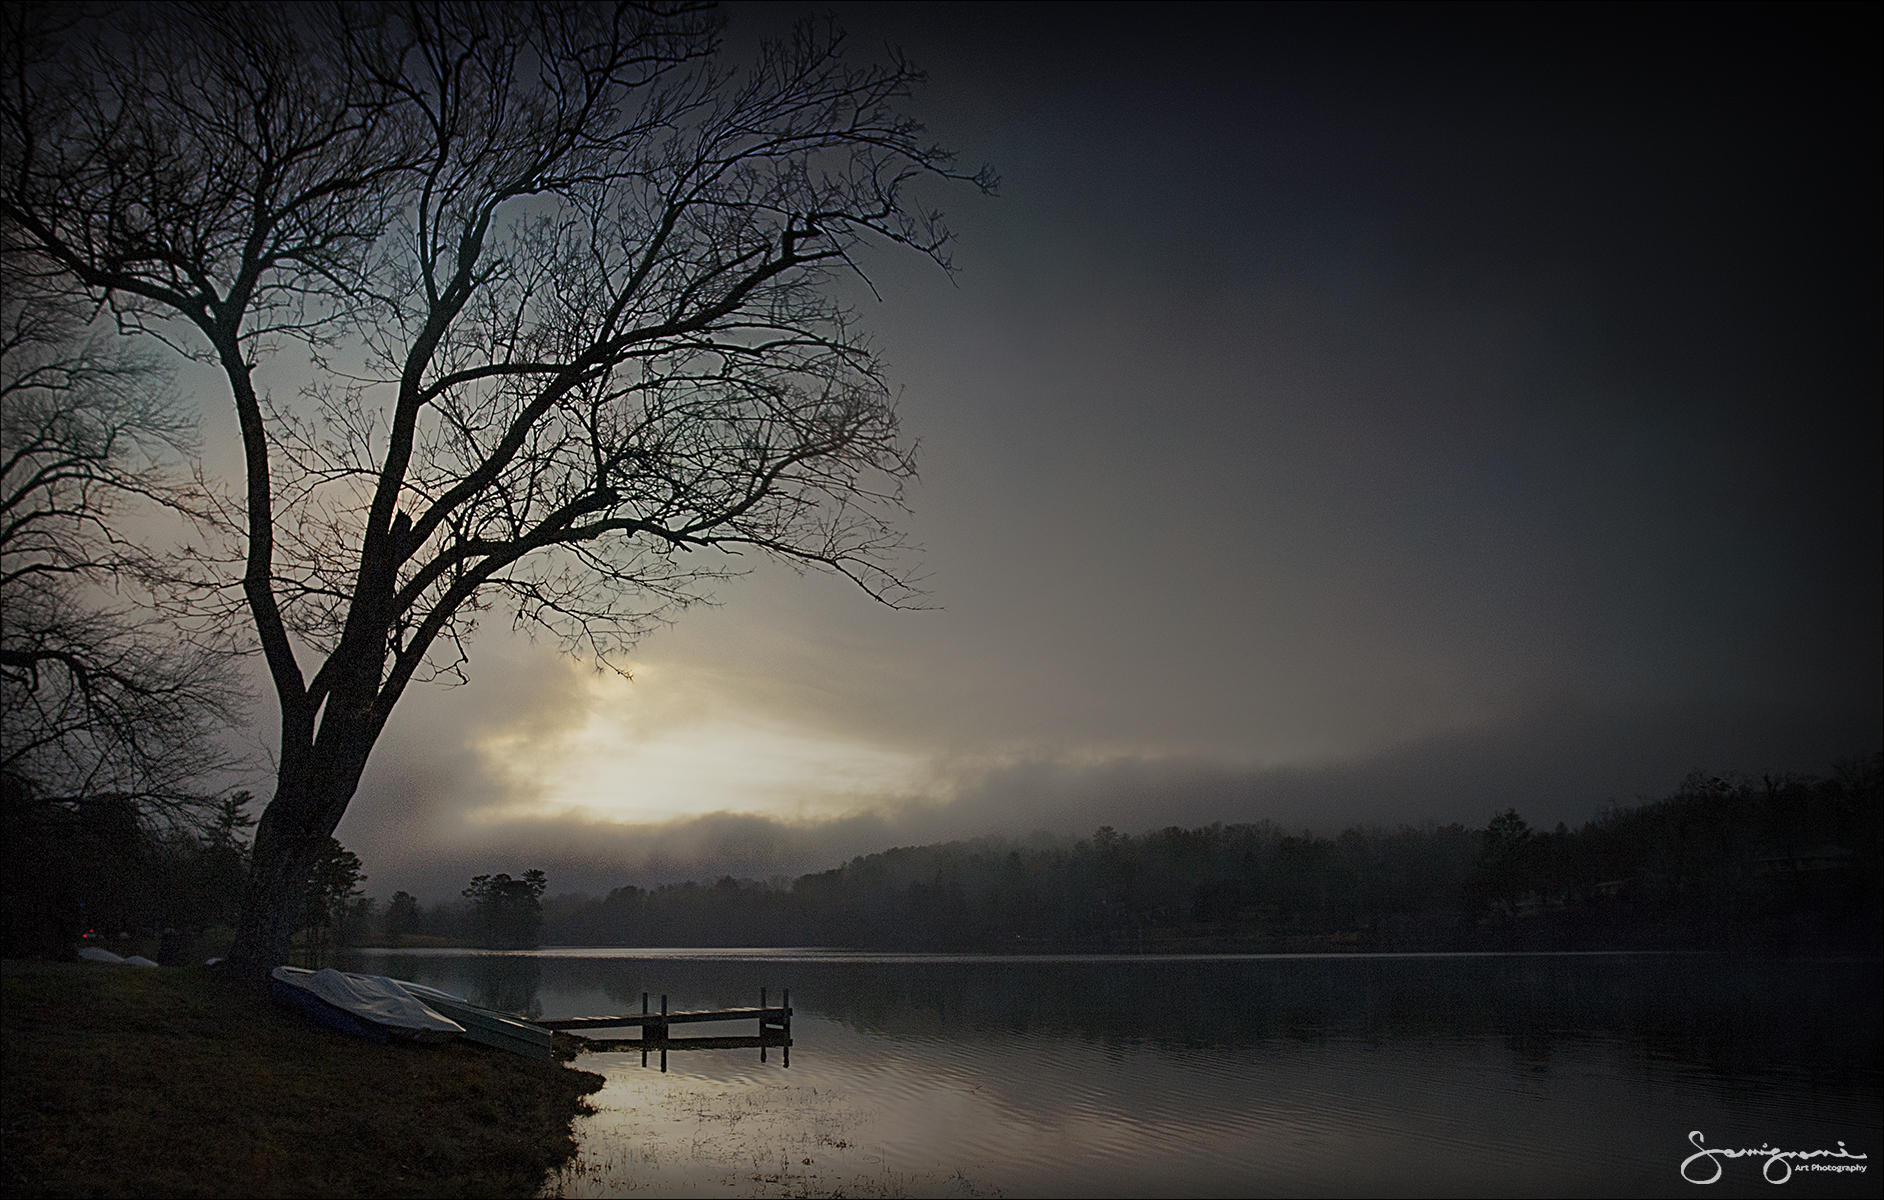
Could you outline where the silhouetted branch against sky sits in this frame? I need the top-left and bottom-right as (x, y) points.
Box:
(4, 1), (988, 703)
(2, 0), (1000, 966)
(1, 248), (245, 825)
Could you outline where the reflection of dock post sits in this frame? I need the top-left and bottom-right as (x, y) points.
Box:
(640, 992), (648, 1069)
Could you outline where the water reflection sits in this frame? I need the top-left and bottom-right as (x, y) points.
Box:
(461, 953), (544, 1018)
(341, 950), (1881, 1198)
(348, 949), (1881, 1087)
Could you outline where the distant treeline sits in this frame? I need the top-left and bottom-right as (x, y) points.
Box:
(26, 761), (1872, 962)
(537, 761), (1882, 954)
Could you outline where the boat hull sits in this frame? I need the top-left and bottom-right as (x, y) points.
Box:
(270, 976), (393, 1043)
(269, 967), (464, 1044)
(386, 979), (556, 1060)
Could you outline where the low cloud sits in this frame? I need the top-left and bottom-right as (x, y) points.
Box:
(345, 684), (1877, 904)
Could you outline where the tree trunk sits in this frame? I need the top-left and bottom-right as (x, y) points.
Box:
(226, 758), (364, 982)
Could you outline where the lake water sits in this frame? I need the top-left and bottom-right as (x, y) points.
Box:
(340, 949), (1881, 1198)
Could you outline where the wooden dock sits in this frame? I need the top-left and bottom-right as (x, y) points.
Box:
(538, 988), (792, 1070)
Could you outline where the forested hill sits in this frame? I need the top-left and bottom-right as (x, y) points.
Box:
(541, 761), (1881, 955)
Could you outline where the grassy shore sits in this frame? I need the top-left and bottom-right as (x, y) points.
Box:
(1, 960), (603, 1198)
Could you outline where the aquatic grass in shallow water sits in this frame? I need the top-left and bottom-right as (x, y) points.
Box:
(542, 1064), (1001, 1198)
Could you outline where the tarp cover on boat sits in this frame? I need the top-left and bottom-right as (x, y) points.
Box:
(271, 966), (464, 1042)
(380, 977), (466, 1006)
(382, 977), (557, 1059)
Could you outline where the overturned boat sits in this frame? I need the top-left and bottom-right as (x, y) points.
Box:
(269, 966), (555, 1058)
(269, 966), (464, 1044)
(385, 978), (556, 1060)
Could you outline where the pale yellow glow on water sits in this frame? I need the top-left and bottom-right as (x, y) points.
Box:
(464, 661), (924, 826)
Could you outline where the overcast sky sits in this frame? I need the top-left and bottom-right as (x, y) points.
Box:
(317, 2), (1880, 901)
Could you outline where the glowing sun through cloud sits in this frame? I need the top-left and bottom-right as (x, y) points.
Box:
(463, 661), (927, 827)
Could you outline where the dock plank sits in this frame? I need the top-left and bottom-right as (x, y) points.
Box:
(575, 1034), (793, 1051)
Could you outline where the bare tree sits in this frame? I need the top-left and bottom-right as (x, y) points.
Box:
(1, 241), (248, 959)
(1, 246), (243, 831)
(1, 1), (991, 976)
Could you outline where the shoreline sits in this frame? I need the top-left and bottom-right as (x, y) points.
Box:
(2, 960), (603, 1198)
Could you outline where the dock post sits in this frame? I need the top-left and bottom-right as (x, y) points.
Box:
(783, 987), (791, 1068)
(760, 987), (768, 1063)
(640, 992), (648, 1068)
(659, 993), (668, 1073)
